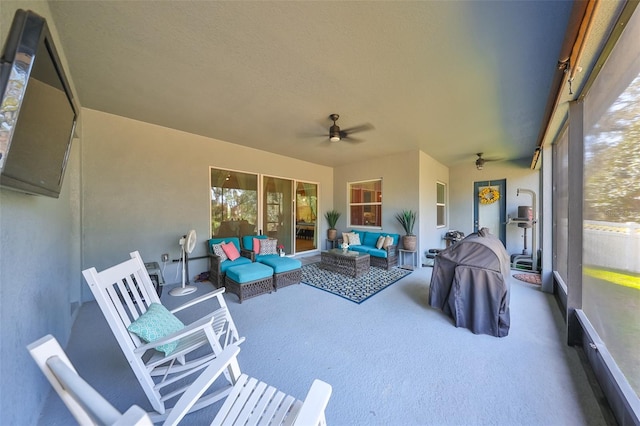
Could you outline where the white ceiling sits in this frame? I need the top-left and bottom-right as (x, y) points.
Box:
(48, 1), (575, 168)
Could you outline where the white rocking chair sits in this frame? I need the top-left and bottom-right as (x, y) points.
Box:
(82, 251), (244, 421)
(28, 336), (332, 426)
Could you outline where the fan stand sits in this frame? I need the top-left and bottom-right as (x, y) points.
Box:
(170, 237), (197, 296)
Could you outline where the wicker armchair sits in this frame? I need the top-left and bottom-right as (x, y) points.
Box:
(208, 251), (252, 289)
(239, 235), (268, 262)
(208, 237), (253, 289)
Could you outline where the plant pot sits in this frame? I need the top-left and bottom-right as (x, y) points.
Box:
(327, 229), (337, 241)
(402, 235), (417, 251)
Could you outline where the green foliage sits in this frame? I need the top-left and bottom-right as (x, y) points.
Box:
(324, 210), (341, 229)
(395, 210), (416, 235)
(583, 75), (640, 223)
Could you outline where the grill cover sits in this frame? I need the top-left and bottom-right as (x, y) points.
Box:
(429, 228), (511, 337)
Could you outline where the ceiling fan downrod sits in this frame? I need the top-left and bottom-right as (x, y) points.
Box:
(329, 114), (341, 142)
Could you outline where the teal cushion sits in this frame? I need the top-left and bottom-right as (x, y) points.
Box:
(127, 303), (184, 356)
(349, 245), (370, 254)
(256, 253), (279, 262)
(220, 256), (252, 273)
(226, 263), (273, 283)
(347, 230), (399, 249)
(208, 237), (241, 253)
(258, 257), (302, 273)
(367, 248), (388, 258)
(363, 232), (381, 247)
(241, 235), (268, 251)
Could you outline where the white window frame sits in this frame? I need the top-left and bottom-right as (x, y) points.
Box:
(436, 181), (447, 228)
(348, 178), (382, 228)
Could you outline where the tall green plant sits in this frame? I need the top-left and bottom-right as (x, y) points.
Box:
(395, 210), (416, 235)
(324, 210), (341, 229)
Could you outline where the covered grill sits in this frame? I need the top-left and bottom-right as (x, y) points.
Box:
(428, 228), (511, 337)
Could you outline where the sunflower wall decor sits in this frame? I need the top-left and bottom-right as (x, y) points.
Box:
(479, 187), (500, 205)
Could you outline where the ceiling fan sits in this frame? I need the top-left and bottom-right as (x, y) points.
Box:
(475, 153), (501, 170)
(326, 114), (374, 143)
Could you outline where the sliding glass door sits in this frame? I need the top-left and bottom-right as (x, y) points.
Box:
(263, 176), (293, 254)
(211, 168), (319, 255)
(295, 182), (318, 253)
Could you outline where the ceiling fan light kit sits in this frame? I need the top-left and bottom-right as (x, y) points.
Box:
(325, 113), (373, 143)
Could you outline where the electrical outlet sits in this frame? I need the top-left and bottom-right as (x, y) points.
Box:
(161, 253), (169, 262)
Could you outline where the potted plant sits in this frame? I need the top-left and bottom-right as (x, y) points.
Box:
(395, 209), (417, 251)
(324, 210), (341, 241)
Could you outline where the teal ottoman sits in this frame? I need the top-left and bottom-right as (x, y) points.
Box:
(257, 256), (302, 290)
(225, 262), (274, 303)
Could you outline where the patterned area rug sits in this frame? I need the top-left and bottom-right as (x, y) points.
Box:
(513, 273), (542, 285)
(301, 263), (411, 303)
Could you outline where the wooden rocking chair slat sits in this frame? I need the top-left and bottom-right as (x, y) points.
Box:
(259, 390), (289, 425)
(237, 381), (270, 426)
(281, 400), (304, 426)
(225, 375), (260, 424)
(270, 394), (298, 425)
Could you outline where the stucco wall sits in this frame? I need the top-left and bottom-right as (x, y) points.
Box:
(448, 159), (540, 259)
(80, 109), (333, 300)
(419, 151), (450, 260)
(333, 150), (418, 233)
(0, 2), (82, 425)
(333, 149), (449, 265)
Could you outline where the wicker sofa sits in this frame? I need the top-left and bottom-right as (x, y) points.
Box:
(338, 230), (399, 270)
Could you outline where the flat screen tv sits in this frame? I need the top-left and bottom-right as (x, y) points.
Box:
(0, 9), (78, 198)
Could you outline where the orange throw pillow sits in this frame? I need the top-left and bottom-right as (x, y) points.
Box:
(221, 242), (241, 261)
(253, 237), (261, 254)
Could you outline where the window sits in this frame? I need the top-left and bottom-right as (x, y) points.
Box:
(210, 169), (258, 238)
(436, 182), (446, 227)
(578, 6), (640, 400)
(348, 179), (382, 227)
(553, 128), (569, 283)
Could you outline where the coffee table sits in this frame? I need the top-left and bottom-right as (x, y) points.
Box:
(320, 249), (370, 278)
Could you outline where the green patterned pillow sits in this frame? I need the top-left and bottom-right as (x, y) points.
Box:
(127, 303), (185, 355)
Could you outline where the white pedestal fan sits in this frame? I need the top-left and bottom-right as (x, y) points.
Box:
(170, 229), (198, 296)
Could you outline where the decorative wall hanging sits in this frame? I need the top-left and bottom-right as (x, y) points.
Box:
(479, 187), (500, 205)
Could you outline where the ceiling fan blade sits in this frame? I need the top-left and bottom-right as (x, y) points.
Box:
(341, 135), (365, 143)
(297, 131), (330, 139)
(341, 123), (374, 134)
